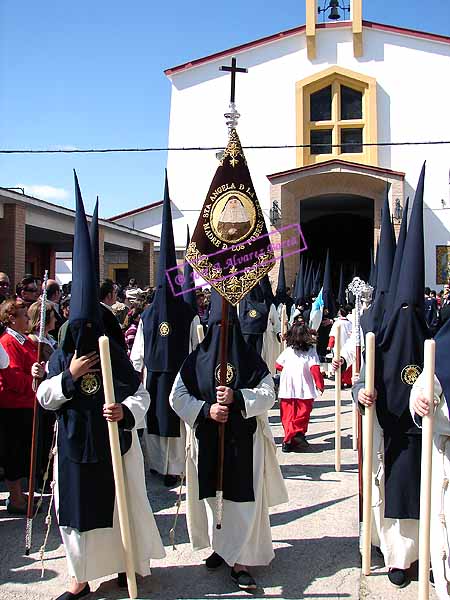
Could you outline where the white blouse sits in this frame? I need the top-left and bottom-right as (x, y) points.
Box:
(276, 346), (320, 399)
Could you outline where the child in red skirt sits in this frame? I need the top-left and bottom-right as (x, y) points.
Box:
(276, 323), (324, 452)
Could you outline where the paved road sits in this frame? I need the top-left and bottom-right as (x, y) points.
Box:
(0, 382), (436, 599)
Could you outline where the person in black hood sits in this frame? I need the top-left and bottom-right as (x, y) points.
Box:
(37, 172), (164, 600)
(170, 290), (288, 591)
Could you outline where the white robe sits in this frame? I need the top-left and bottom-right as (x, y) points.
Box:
(262, 303), (281, 375)
(410, 374), (450, 600)
(37, 376), (165, 582)
(352, 337), (419, 568)
(130, 315), (200, 476)
(169, 372), (288, 567)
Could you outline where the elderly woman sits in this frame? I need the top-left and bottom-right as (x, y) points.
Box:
(0, 299), (39, 514)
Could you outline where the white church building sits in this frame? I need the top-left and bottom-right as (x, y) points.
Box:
(111, 0), (450, 289)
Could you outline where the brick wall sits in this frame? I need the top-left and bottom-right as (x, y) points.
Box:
(0, 203), (26, 287)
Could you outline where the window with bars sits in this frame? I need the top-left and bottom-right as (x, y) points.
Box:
(308, 81), (364, 157)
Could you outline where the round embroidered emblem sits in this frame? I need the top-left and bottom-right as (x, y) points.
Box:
(215, 363), (236, 385)
(401, 364), (422, 386)
(159, 322), (170, 337)
(248, 309), (258, 318)
(80, 373), (101, 395)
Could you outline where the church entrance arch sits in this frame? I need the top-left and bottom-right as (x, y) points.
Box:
(267, 160), (405, 288)
(300, 194), (373, 285)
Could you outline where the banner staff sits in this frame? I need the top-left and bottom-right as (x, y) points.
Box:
(25, 269), (49, 556)
(362, 331), (375, 575)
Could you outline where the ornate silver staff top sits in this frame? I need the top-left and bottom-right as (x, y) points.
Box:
(346, 277), (374, 347)
(38, 270), (49, 342)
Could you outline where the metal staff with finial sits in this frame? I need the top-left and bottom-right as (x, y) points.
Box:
(25, 269), (49, 555)
(346, 278), (373, 530)
(214, 57), (248, 530)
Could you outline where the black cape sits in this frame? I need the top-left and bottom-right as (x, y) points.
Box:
(180, 292), (269, 502)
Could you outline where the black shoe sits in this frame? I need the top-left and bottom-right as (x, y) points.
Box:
(282, 442), (293, 453)
(205, 552), (224, 570)
(5, 499), (27, 515)
(388, 568), (409, 588)
(55, 583), (91, 600)
(164, 474), (180, 487)
(430, 569), (435, 587)
(117, 572), (127, 588)
(231, 568), (257, 590)
(293, 434), (311, 451)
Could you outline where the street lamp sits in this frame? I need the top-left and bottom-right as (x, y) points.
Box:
(269, 200), (281, 227)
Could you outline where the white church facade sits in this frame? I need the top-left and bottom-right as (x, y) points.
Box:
(111, 0), (450, 289)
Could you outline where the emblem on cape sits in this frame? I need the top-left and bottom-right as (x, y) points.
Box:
(215, 363), (236, 385)
(248, 309), (258, 318)
(80, 373), (101, 395)
(401, 364), (422, 386)
(159, 322), (171, 337)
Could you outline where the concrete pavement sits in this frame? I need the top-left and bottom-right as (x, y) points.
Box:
(0, 382), (437, 599)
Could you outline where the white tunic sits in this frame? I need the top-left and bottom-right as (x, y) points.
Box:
(410, 374), (450, 600)
(169, 373), (288, 567)
(130, 316), (200, 476)
(261, 303), (281, 375)
(329, 317), (352, 350)
(276, 347), (320, 399)
(37, 376), (165, 582)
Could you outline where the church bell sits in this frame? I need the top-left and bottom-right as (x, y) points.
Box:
(328, 1), (341, 20)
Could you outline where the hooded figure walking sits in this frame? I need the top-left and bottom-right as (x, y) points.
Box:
(169, 291), (288, 591)
(37, 173), (164, 600)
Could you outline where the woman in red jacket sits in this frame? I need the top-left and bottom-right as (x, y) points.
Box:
(0, 298), (38, 514)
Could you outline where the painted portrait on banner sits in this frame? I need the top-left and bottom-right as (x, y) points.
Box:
(211, 192), (256, 244)
(436, 245), (450, 285)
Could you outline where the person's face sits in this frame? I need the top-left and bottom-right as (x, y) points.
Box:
(196, 295), (204, 308)
(0, 276), (10, 297)
(62, 304), (70, 319)
(10, 306), (30, 334)
(229, 198), (238, 208)
(21, 283), (39, 304)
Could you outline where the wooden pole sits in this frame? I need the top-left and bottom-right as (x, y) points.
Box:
(281, 304), (288, 350)
(418, 339), (436, 600)
(216, 296), (230, 529)
(196, 323), (205, 344)
(362, 332), (375, 575)
(351, 310), (357, 451)
(25, 270), (48, 555)
(335, 323), (342, 472)
(99, 336), (137, 600)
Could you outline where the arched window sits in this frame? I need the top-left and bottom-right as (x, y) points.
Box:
(296, 67), (377, 167)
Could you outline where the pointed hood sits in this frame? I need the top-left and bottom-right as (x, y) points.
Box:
(337, 265), (346, 306)
(182, 225), (197, 312)
(69, 171), (103, 354)
(313, 263), (322, 297)
(368, 248), (375, 288)
(392, 164), (425, 310)
(260, 274), (275, 308)
(293, 255), (306, 305)
(141, 171), (195, 373)
(383, 197), (409, 320)
(361, 186), (396, 336)
(322, 249), (336, 317)
(89, 196), (100, 288)
(304, 260), (314, 300)
(275, 251), (287, 306)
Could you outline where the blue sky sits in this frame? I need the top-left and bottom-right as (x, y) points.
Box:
(0, 1), (448, 217)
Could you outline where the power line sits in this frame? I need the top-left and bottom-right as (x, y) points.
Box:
(0, 140), (449, 154)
